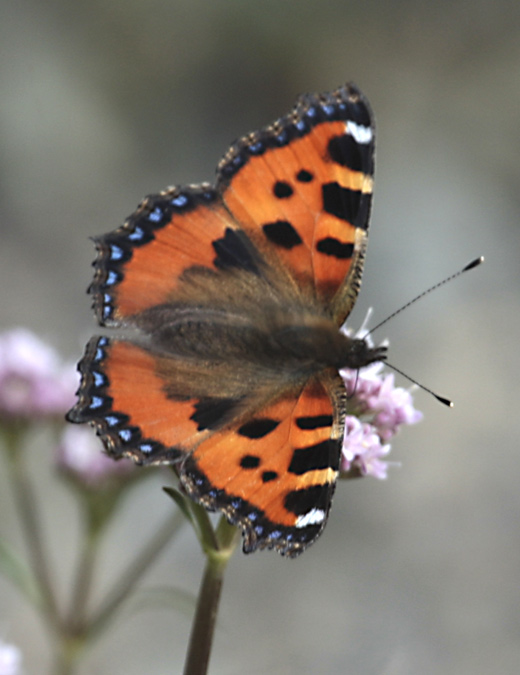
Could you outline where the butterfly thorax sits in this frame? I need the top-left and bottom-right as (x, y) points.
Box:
(265, 316), (386, 372)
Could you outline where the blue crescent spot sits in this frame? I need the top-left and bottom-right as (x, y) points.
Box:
(109, 244), (124, 261)
(171, 194), (188, 208)
(148, 207), (163, 222)
(117, 429), (133, 442)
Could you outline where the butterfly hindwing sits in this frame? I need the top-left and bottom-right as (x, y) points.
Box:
(69, 334), (345, 556)
(69, 331), (345, 555)
(69, 336), (194, 463)
(183, 374), (344, 555)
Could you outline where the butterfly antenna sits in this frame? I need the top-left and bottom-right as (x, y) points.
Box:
(384, 360), (453, 407)
(364, 256), (484, 408)
(366, 256), (484, 336)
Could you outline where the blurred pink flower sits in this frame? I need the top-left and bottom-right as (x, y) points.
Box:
(0, 639), (21, 675)
(57, 424), (135, 488)
(0, 328), (77, 422)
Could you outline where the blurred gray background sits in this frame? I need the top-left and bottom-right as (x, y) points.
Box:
(1, 1), (519, 673)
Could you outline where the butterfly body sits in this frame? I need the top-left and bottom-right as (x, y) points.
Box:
(68, 83), (378, 556)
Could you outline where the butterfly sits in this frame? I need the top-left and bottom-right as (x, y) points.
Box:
(67, 82), (386, 557)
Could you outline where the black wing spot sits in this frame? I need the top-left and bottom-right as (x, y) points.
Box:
(288, 440), (338, 475)
(240, 455), (261, 469)
(284, 484), (331, 516)
(238, 418), (279, 439)
(262, 220), (302, 250)
(213, 228), (261, 275)
(296, 169), (314, 183)
(273, 181), (293, 199)
(296, 415), (333, 430)
(322, 182), (360, 224)
(316, 238), (354, 260)
(191, 397), (242, 431)
(327, 134), (364, 172)
(262, 470), (278, 483)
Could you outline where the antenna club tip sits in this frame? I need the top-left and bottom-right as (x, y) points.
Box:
(463, 256), (484, 272)
(435, 395), (453, 407)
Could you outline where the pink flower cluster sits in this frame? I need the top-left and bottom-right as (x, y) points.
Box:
(0, 328), (76, 421)
(0, 328), (135, 487)
(339, 322), (422, 479)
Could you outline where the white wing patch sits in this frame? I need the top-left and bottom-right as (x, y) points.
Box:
(296, 508), (326, 528)
(346, 120), (373, 144)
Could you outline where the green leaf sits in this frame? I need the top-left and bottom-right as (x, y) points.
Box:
(163, 487), (220, 553)
(163, 486), (198, 530)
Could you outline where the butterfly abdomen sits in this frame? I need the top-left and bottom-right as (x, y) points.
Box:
(137, 300), (385, 386)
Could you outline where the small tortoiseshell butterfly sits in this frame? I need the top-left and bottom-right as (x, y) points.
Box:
(67, 82), (386, 557)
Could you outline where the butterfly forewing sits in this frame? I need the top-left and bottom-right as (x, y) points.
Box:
(217, 84), (375, 318)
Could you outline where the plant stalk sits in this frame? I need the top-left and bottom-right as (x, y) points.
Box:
(183, 517), (239, 675)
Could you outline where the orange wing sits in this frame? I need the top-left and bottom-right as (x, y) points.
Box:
(182, 374), (341, 556)
(68, 336), (344, 556)
(88, 83), (374, 328)
(89, 185), (244, 325)
(217, 84), (374, 322)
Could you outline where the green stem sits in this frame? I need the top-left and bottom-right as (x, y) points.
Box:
(88, 511), (185, 640)
(189, 502), (220, 552)
(51, 634), (86, 675)
(183, 516), (239, 675)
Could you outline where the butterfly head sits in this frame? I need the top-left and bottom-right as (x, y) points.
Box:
(340, 337), (387, 371)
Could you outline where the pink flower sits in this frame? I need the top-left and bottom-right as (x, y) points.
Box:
(368, 373), (423, 440)
(342, 369), (423, 441)
(0, 639), (21, 675)
(339, 314), (422, 480)
(0, 328), (76, 422)
(57, 425), (136, 488)
(340, 416), (392, 479)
